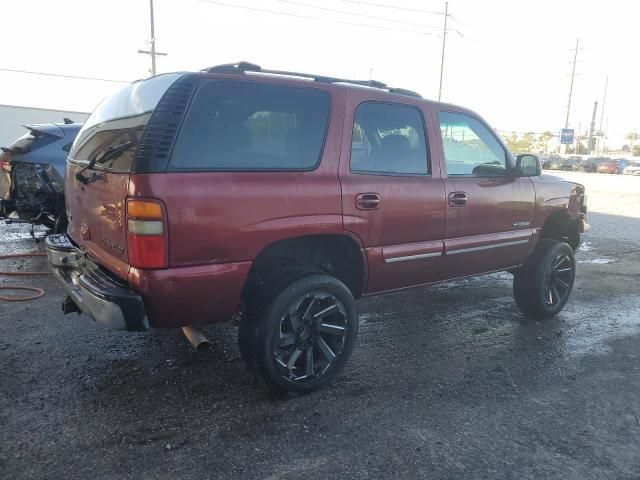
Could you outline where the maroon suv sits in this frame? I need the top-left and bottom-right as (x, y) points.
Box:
(46, 62), (588, 393)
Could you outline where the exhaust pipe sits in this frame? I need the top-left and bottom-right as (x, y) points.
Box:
(182, 326), (210, 352)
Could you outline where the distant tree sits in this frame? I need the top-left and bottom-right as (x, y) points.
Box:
(633, 145), (640, 156)
(501, 132), (518, 151)
(537, 131), (555, 153)
(625, 132), (639, 151)
(622, 144), (631, 152)
(577, 142), (588, 155)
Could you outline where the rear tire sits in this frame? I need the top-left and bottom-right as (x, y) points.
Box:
(513, 239), (576, 319)
(243, 269), (358, 394)
(238, 265), (323, 370)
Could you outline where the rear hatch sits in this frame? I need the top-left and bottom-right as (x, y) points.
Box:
(65, 73), (186, 280)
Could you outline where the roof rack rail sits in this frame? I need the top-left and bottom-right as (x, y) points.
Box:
(201, 62), (422, 98)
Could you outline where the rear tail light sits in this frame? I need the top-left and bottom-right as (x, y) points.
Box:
(0, 160), (11, 173)
(126, 199), (167, 269)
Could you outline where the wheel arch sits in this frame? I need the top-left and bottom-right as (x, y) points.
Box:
(243, 234), (367, 299)
(540, 210), (580, 251)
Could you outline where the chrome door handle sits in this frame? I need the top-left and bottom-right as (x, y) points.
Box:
(356, 193), (381, 210)
(448, 191), (468, 207)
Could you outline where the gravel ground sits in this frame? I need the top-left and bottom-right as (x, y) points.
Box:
(1, 171), (639, 479)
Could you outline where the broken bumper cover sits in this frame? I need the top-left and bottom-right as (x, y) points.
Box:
(45, 234), (149, 332)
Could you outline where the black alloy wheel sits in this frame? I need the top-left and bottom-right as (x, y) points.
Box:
(543, 253), (573, 308)
(273, 291), (348, 382)
(249, 272), (358, 394)
(513, 239), (576, 319)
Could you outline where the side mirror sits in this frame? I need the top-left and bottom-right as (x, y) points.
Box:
(514, 154), (541, 177)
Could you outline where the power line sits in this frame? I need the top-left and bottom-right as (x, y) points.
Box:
(192, 0), (429, 34)
(275, 0), (440, 29)
(0, 68), (130, 84)
(448, 14), (497, 39)
(338, 0), (444, 15)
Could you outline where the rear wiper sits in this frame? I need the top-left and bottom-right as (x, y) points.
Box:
(75, 141), (134, 184)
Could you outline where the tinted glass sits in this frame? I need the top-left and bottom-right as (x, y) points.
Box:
(70, 73), (184, 171)
(439, 112), (507, 176)
(350, 102), (428, 175)
(169, 81), (330, 171)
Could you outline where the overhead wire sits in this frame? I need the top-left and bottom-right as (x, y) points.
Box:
(274, 0), (440, 29)
(337, 0), (444, 15)
(192, 0), (432, 34)
(0, 3), (483, 84)
(448, 15), (499, 40)
(0, 68), (130, 84)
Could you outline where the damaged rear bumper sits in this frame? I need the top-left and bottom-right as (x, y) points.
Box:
(45, 234), (149, 331)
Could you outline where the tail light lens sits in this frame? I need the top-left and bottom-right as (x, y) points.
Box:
(126, 199), (167, 269)
(0, 160), (11, 173)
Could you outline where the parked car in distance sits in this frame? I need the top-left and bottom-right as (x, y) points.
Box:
(46, 62), (588, 394)
(597, 158), (630, 174)
(562, 157), (580, 171)
(623, 162), (640, 175)
(546, 157), (567, 170)
(540, 155), (560, 170)
(573, 157), (603, 173)
(0, 120), (81, 231)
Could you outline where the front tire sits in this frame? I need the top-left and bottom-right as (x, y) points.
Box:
(250, 272), (358, 394)
(513, 239), (576, 319)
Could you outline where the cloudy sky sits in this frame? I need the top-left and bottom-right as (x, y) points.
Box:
(1, 0), (637, 145)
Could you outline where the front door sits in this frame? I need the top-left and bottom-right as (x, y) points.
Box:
(436, 111), (536, 279)
(340, 95), (446, 293)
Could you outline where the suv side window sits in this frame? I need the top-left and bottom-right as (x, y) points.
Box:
(350, 102), (429, 175)
(439, 111), (508, 177)
(169, 81), (330, 171)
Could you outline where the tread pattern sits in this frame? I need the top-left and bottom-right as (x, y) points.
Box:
(238, 265), (324, 369)
(513, 239), (575, 319)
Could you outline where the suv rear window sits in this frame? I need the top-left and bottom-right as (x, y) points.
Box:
(70, 73), (184, 171)
(168, 81), (330, 171)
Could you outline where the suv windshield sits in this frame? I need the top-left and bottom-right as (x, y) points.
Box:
(69, 73), (184, 171)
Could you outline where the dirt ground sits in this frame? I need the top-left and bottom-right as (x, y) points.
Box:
(1, 171), (639, 479)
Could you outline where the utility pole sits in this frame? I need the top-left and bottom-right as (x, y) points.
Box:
(437, 1), (449, 102)
(564, 38), (579, 130)
(598, 76), (608, 154)
(588, 101), (598, 154)
(138, 0), (168, 76)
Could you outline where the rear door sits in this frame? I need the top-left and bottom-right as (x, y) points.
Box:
(66, 73), (185, 280)
(340, 92), (446, 293)
(436, 110), (536, 279)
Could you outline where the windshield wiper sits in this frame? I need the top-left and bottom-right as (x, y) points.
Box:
(75, 141), (134, 184)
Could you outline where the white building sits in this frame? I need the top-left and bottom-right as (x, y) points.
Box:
(0, 104), (89, 147)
